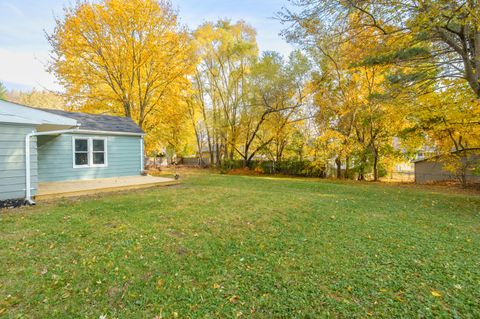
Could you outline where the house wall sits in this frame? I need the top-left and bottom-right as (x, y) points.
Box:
(37, 133), (142, 182)
(415, 161), (453, 184)
(0, 123), (37, 200)
(415, 156), (480, 184)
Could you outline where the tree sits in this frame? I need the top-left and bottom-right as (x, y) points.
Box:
(311, 48), (358, 178)
(301, 13), (410, 180)
(0, 82), (7, 100)
(189, 21), (310, 168)
(280, 0), (480, 99)
(7, 89), (65, 109)
(262, 121), (307, 162)
(412, 80), (480, 186)
(190, 20), (258, 165)
(233, 51), (308, 167)
(280, 0), (480, 181)
(48, 0), (195, 152)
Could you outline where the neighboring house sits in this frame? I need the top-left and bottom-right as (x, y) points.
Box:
(414, 150), (480, 184)
(0, 100), (145, 203)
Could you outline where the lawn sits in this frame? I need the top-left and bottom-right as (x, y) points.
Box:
(1, 172), (479, 318)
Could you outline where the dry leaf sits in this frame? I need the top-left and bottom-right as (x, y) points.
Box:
(229, 295), (240, 303)
(157, 279), (164, 288)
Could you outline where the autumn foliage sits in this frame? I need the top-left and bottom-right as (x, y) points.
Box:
(42, 0), (480, 182)
(48, 0), (195, 154)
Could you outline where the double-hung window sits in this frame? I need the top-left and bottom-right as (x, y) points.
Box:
(92, 139), (106, 165)
(73, 137), (107, 168)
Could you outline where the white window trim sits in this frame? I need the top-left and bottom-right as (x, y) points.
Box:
(72, 136), (108, 168)
(72, 137), (90, 168)
(91, 137), (108, 168)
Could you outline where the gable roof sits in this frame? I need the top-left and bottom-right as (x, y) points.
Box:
(39, 109), (144, 135)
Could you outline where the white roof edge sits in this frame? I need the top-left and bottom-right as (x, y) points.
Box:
(0, 114), (42, 125)
(75, 129), (145, 136)
(0, 99), (78, 127)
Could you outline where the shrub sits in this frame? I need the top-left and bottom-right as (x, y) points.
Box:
(219, 160), (327, 178)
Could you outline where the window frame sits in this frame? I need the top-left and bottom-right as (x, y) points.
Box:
(91, 138), (107, 167)
(72, 136), (108, 168)
(73, 137), (90, 168)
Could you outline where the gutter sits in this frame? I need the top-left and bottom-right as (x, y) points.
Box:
(74, 129), (145, 136)
(25, 127), (81, 205)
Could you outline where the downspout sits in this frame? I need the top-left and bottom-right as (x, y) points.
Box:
(140, 136), (145, 173)
(25, 127), (80, 205)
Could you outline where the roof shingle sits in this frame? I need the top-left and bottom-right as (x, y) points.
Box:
(39, 109), (144, 134)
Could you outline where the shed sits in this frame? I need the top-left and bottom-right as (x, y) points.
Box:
(0, 100), (146, 204)
(413, 150), (480, 184)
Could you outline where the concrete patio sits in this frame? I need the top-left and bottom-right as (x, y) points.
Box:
(36, 175), (179, 200)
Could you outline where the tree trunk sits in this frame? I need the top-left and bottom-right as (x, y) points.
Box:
(457, 151), (469, 188)
(370, 144), (379, 181)
(209, 148), (215, 167)
(194, 131), (204, 167)
(373, 154), (379, 181)
(245, 158), (253, 168)
(335, 157), (342, 179)
(344, 156), (350, 179)
(243, 149), (250, 168)
(358, 154), (367, 181)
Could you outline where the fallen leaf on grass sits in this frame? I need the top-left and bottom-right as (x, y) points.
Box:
(157, 279), (164, 288)
(431, 290), (442, 297)
(229, 295), (240, 303)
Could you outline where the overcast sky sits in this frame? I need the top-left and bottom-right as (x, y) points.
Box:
(0, 0), (294, 91)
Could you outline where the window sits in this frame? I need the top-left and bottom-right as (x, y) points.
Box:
(73, 137), (107, 168)
(92, 139), (105, 165)
(74, 138), (89, 167)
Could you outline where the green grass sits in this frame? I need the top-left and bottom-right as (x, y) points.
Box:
(1, 172), (479, 318)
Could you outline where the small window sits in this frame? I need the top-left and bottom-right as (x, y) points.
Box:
(74, 139), (89, 166)
(92, 139), (105, 165)
(73, 137), (107, 168)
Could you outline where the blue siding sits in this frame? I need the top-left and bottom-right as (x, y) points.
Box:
(37, 133), (141, 182)
(0, 123), (37, 200)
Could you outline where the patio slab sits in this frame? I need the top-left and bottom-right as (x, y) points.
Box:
(36, 175), (179, 200)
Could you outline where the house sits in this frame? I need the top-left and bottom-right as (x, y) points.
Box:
(0, 99), (146, 204)
(413, 149), (480, 184)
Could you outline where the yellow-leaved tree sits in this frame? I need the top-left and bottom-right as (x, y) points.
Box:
(7, 89), (66, 110)
(48, 0), (195, 154)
